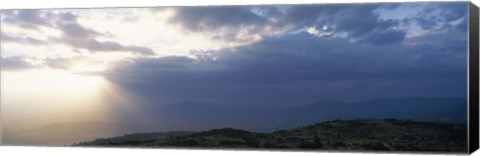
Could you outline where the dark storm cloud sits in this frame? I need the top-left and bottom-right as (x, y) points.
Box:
(361, 29), (406, 45)
(105, 3), (468, 106)
(1, 10), (154, 55)
(212, 32), (465, 82)
(106, 29), (467, 106)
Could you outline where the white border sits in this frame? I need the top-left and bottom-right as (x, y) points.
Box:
(0, 0), (478, 156)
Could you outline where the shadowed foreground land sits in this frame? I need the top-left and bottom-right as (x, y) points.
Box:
(76, 119), (467, 152)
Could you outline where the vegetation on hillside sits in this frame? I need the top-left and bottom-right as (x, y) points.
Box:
(76, 119), (467, 153)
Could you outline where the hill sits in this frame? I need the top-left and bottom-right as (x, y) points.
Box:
(76, 119), (467, 153)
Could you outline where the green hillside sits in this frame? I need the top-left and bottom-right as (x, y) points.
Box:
(76, 119), (467, 152)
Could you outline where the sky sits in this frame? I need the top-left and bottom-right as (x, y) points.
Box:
(0, 2), (470, 145)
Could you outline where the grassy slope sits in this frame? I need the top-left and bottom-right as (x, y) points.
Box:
(76, 119), (467, 152)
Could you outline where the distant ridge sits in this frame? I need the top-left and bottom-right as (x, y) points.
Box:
(146, 97), (467, 132)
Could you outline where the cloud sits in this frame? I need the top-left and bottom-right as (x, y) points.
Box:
(361, 29), (406, 45)
(414, 2), (468, 31)
(391, 2), (469, 40)
(51, 12), (155, 55)
(169, 6), (268, 32)
(105, 30), (467, 106)
(284, 4), (405, 44)
(124, 56), (194, 69)
(56, 21), (101, 39)
(1, 10), (53, 29)
(1, 10), (155, 55)
(51, 36), (154, 55)
(0, 3), (468, 106)
(40, 56), (96, 70)
(166, 6), (275, 44)
(0, 56), (35, 70)
(1, 55), (103, 71)
(1, 32), (45, 46)
(167, 4), (406, 45)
